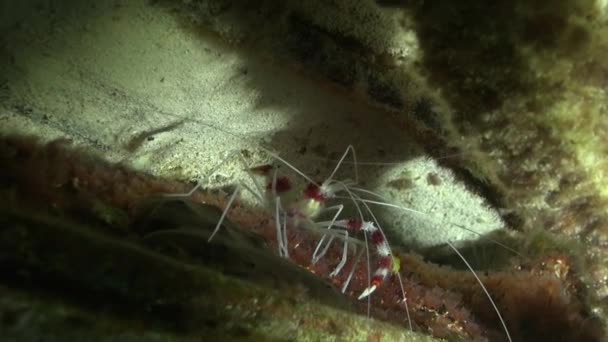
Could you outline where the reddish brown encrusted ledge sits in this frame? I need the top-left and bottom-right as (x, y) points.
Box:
(0, 135), (604, 341)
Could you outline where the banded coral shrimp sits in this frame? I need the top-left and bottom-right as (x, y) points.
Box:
(157, 133), (517, 341)
(163, 145), (409, 305)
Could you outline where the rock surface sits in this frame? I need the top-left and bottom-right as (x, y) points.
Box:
(1, 0), (607, 340)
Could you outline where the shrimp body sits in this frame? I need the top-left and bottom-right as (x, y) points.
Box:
(252, 164), (398, 298)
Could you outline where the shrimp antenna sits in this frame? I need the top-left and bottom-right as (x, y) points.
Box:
(446, 241), (512, 342)
(258, 146), (319, 186)
(326, 145), (358, 185)
(338, 192), (522, 258)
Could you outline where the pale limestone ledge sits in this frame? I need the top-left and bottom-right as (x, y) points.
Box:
(0, 0), (503, 250)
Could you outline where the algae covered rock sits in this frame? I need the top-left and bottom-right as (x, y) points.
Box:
(1, 0), (608, 340)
